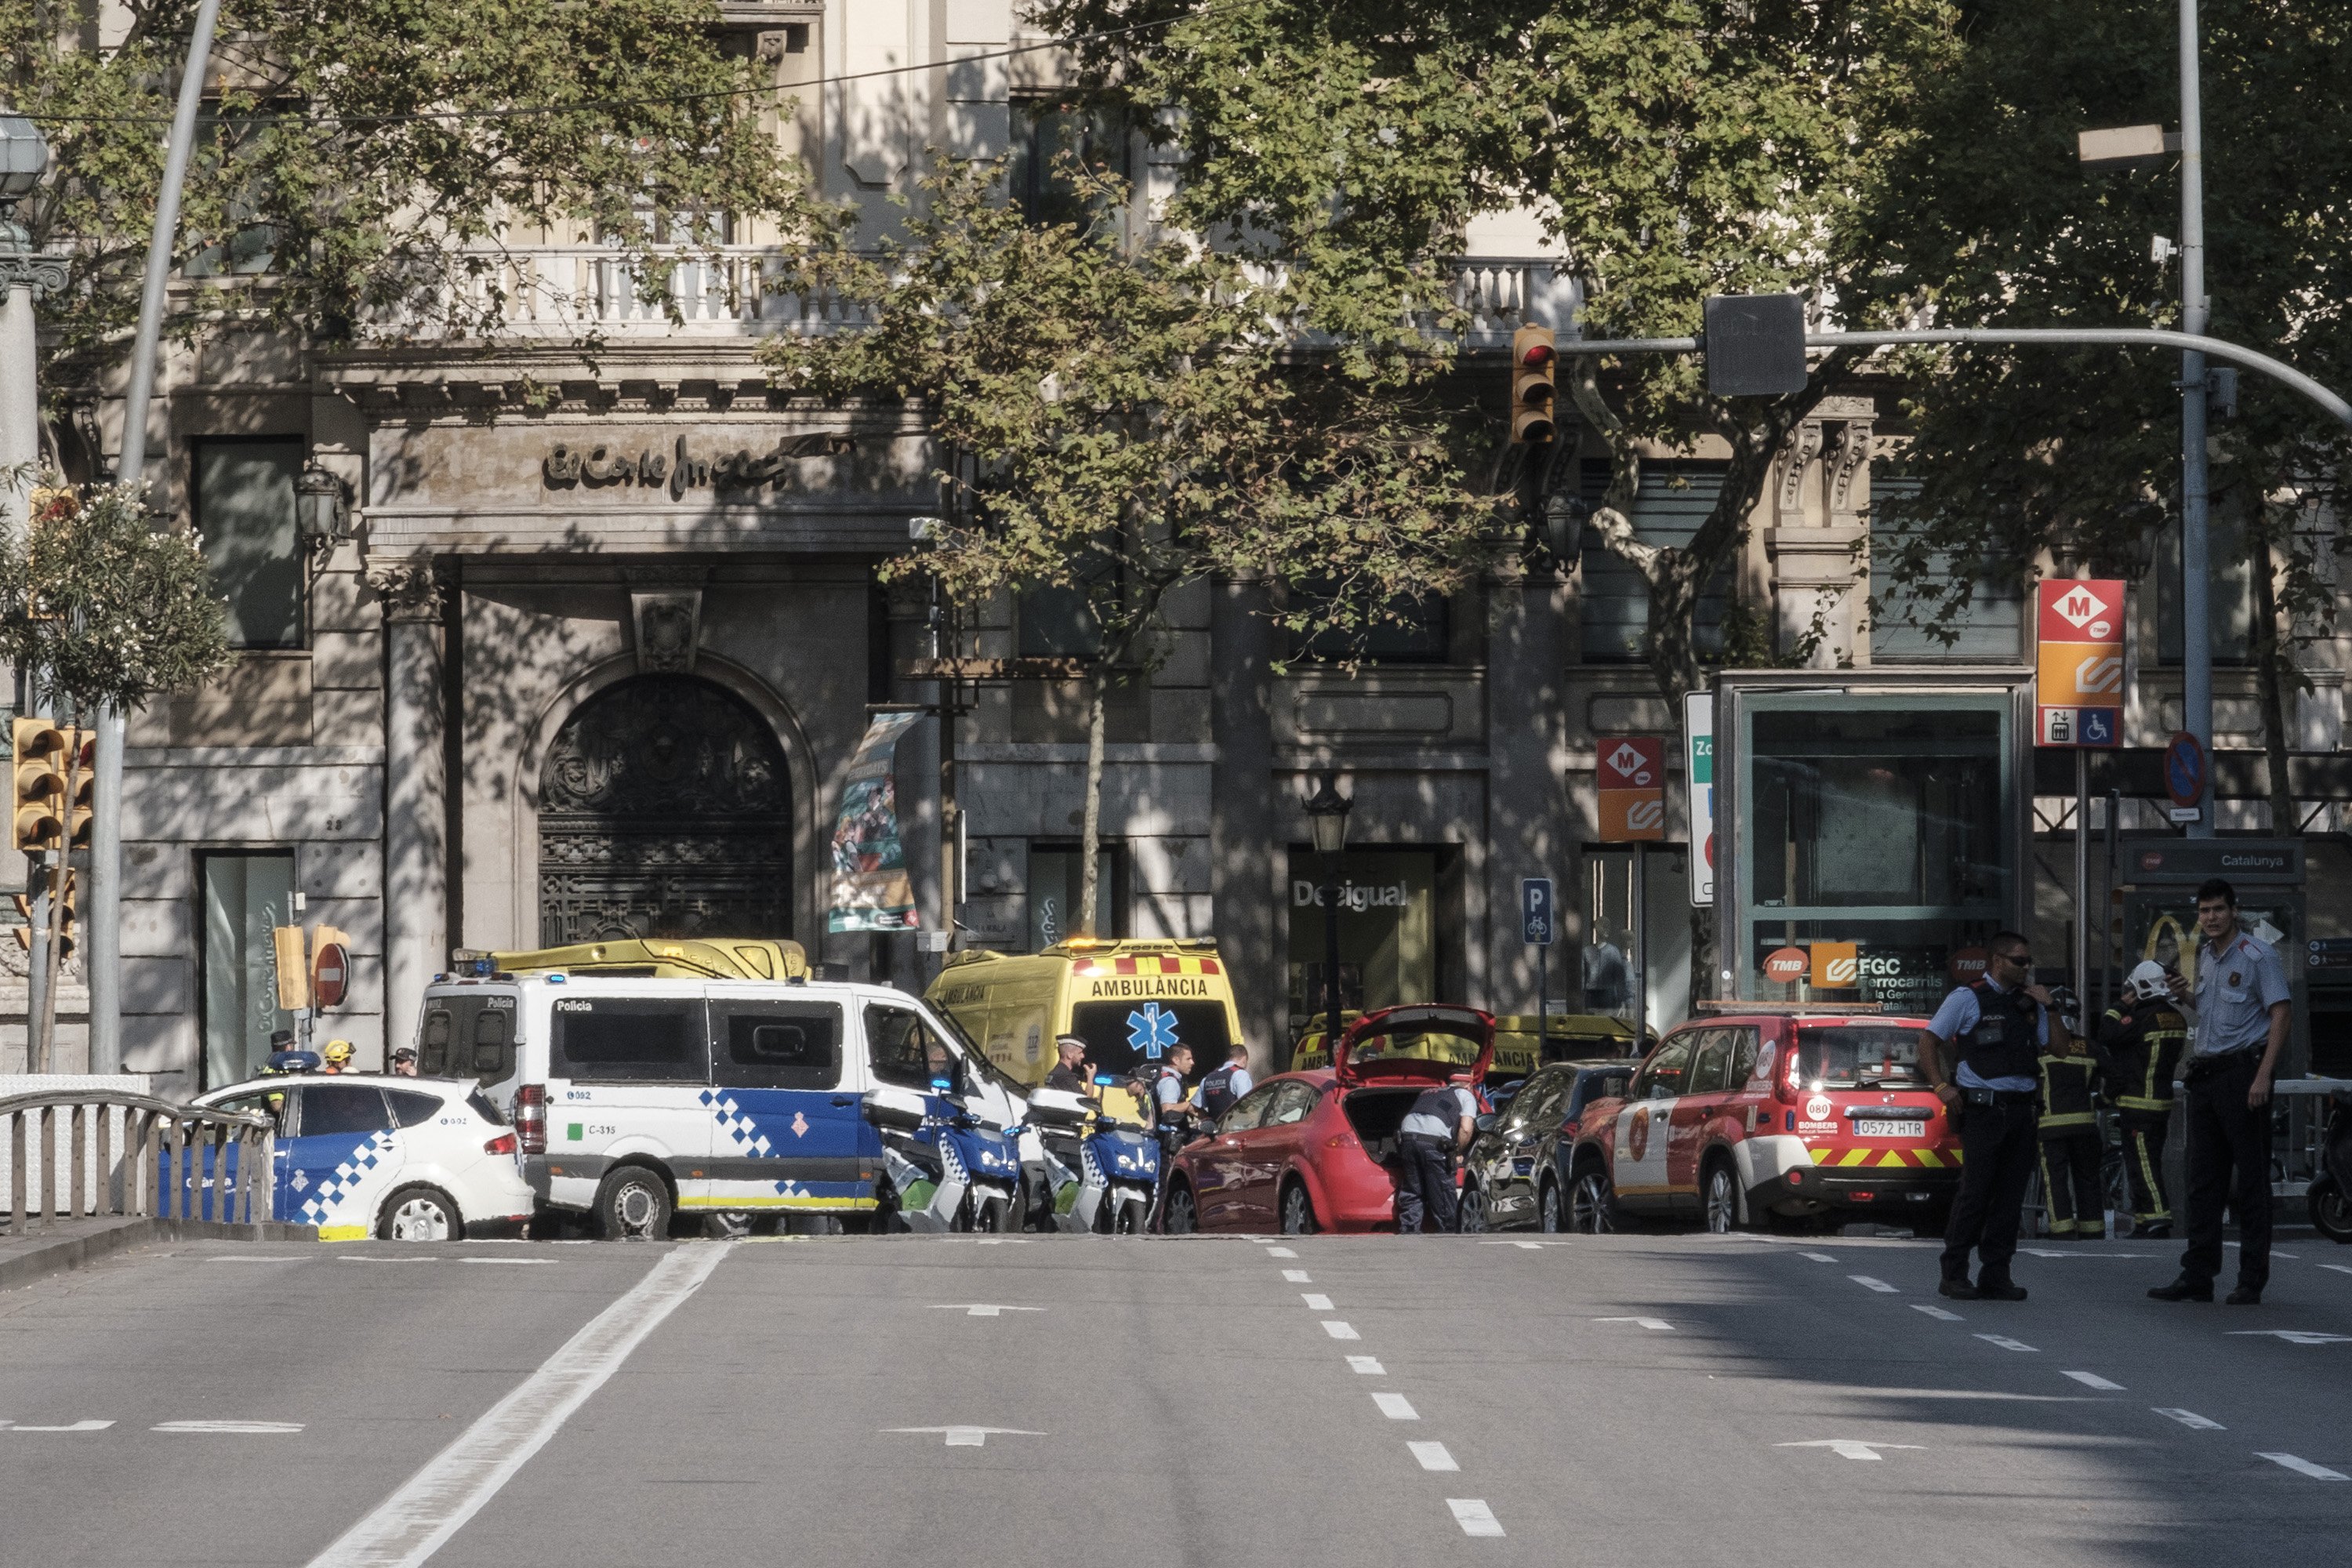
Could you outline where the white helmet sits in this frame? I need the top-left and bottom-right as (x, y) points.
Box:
(2126, 960), (2169, 1002)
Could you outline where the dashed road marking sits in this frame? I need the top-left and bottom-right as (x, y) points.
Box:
(931, 1304), (1044, 1318)
(1322, 1321), (1360, 1341)
(1911, 1305), (1963, 1321)
(1301, 1293), (1334, 1311)
(0, 1419), (113, 1432)
(1371, 1392), (1418, 1421)
(1446, 1499), (1504, 1537)
(1410, 1441), (1458, 1472)
(154, 1421), (303, 1434)
(336, 1257), (437, 1265)
(198, 1255), (304, 1263)
(1594, 1316), (1675, 1331)
(1283, 1269), (1312, 1283)
(2258, 1453), (2348, 1480)
(2228, 1330), (2352, 1345)
(2063, 1371), (2125, 1390)
(884, 1426), (1044, 1448)
(1779, 1439), (1924, 1461)
(1975, 1334), (2039, 1352)
(1849, 1275), (1898, 1294)
(1346, 1356), (1385, 1375)
(458, 1258), (556, 1265)
(1265, 1247), (1299, 1258)
(2154, 1407), (2225, 1430)
(1800, 1252), (1837, 1262)
(2320, 1264), (2352, 1278)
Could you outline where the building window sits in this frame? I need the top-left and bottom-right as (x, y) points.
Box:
(1867, 475), (2026, 662)
(1028, 844), (1120, 949)
(2157, 509), (2253, 667)
(193, 437), (304, 648)
(199, 851), (296, 1089)
(1007, 97), (1131, 229)
(1289, 578), (1450, 663)
(1017, 584), (1105, 659)
(1579, 461), (1730, 663)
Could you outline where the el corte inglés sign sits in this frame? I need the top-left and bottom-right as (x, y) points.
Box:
(542, 431), (855, 501)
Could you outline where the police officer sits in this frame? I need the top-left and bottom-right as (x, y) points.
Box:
(2151, 878), (2290, 1306)
(1195, 1043), (1254, 1122)
(2035, 1025), (2104, 1240)
(1151, 1044), (1199, 1134)
(1394, 1077), (1478, 1233)
(390, 1045), (419, 1077)
(1044, 1035), (1092, 1094)
(1922, 931), (2067, 1301)
(2101, 960), (2188, 1238)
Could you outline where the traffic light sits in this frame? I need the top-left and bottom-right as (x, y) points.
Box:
(1510, 325), (1557, 444)
(53, 869), (76, 960)
(63, 728), (95, 850)
(10, 718), (67, 852)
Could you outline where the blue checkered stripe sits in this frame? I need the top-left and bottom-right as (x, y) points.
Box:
(295, 1131), (397, 1225)
(699, 1090), (775, 1156)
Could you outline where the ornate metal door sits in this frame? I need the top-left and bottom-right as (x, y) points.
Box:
(537, 676), (793, 946)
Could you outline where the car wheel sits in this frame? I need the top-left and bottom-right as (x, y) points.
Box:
(1703, 1162), (1740, 1234)
(1537, 1177), (1565, 1234)
(595, 1167), (673, 1241)
(378, 1185), (458, 1243)
(1570, 1169), (1617, 1234)
(1163, 1180), (1198, 1234)
(1458, 1178), (1491, 1234)
(1279, 1180), (1319, 1236)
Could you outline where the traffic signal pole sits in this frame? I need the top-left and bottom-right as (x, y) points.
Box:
(2176, 0), (2213, 837)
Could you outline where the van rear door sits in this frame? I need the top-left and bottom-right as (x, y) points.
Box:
(544, 993), (713, 1210)
(703, 988), (872, 1214)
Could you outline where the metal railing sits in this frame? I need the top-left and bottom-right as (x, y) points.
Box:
(1, 1091), (274, 1232)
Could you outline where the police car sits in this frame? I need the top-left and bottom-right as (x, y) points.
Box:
(190, 1073), (537, 1241)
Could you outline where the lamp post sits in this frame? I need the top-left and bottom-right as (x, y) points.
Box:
(1304, 772), (1352, 1054)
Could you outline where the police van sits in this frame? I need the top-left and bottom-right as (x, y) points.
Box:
(418, 953), (1025, 1236)
(924, 938), (1248, 1087)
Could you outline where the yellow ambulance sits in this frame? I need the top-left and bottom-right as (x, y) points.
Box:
(925, 938), (1247, 1087)
(1291, 1010), (1635, 1085)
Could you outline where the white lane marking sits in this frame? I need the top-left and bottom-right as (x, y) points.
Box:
(2320, 1264), (2352, 1278)
(155, 1421), (303, 1434)
(2063, 1371), (2126, 1391)
(1322, 1320), (1360, 1341)
(1801, 1251), (1837, 1262)
(1446, 1499), (1504, 1537)
(305, 1245), (725, 1568)
(1301, 1293), (1334, 1311)
(1849, 1275), (1899, 1294)
(2228, 1330), (2352, 1345)
(2154, 1407), (2225, 1430)
(1779, 1439), (1924, 1461)
(929, 1305), (1044, 1318)
(1483, 1240), (1542, 1250)
(972, 1239), (1032, 1245)
(1975, 1334), (2039, 1352)
(1371, 1392), (1418, 1421)
(2258, 1452), (2349, 1480)
(1347, 1356), (1386, 1375)
(200, 1256), (304, 1263)
(1911, 1305), (1963, 1321)
(2226, 1243), (2297, 1257)
(336, 1257), (437, 1265)
(2021, 1248), (2153, 1258)
(0, 1419), (113, 1432)
(1410, 1441), (1458, 1472)
(1594, 1316), (1675, 1331)
(1265, 1247), (1298, 1258)
(1283, 1269), (1312, 1283)
(458, 1258), (555, 1265)
(884, 1426), (1044, 1448)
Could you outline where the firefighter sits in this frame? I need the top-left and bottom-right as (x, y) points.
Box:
(2102, 960), (2189, 1239)
(2035, 1016), (2105, 1240)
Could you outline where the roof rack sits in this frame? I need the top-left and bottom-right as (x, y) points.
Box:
(1694, 999), (1887, 1014)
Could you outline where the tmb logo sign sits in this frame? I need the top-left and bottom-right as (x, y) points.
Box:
(1762, 946), (1808, 984)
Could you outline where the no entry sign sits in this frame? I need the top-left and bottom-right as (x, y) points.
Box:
(312, 942), (350, 1010)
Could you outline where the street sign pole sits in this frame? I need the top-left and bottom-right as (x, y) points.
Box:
(1632, 842), (1647, 1046)
(1522, 877), (1557, 1052)
(2178, 0), (2213, 839)
(2075, 748), (2089, 1010)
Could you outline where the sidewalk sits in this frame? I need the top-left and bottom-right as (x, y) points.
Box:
(0, 1214), (314, 1291)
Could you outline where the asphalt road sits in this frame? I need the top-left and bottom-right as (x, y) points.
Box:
(3, 1227), (2350, 1567)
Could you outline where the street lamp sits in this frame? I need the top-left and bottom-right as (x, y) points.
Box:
(1304, 772), (1352, 1054)
(0, 112), (48, 218)
(294, 460), (352, 558)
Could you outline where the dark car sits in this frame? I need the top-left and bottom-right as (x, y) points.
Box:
(1460, 1058), (1635, 1232)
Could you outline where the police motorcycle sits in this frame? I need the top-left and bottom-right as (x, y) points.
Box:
(1018, 1076), (1159, 1232)
(2308, 1090), (2352, 1245)
(866, 1071), (1024, 1232)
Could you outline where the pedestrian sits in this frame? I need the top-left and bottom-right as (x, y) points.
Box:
(1921, 931), (2067, 1301)
(390, 1046), (419, 1077)
(2151, 878), (2289, 1306)
(1394, 1076), (1478, 1233)
(2034, 1025), (2105, 1240)
(2100, 960), (2189, 1238)
(1044, 1035), (1091, 1094)
(1194, 1042), (1254, 1123)
(1151, 1044), (1197, 1131)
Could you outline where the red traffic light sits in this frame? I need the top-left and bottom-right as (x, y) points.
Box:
(1520, 341), (1555, 368)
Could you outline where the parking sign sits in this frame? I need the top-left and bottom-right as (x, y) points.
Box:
(1521, 878), (1556, 946)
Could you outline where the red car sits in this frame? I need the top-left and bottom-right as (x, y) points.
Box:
(1162, 1004), (1495, 1234)
(1559, 1010), (1962, 1233)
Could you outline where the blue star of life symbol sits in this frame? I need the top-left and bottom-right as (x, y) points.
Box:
(1127, 1002), (1179, 1059)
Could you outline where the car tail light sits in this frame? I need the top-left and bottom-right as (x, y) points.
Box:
(484, 1133), (519, 1156)
(1326, 1131), (1361, 1151)
(515, 1084), (546, 1154)
(1775, 1043), (1800, 1105)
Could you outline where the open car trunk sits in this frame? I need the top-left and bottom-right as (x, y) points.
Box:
(1341, 1085), (1427, 1168)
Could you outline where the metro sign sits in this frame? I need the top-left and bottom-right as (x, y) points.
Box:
(1597, 735), (1667, 843)
(2035, 579), (2125, 750)
(2045, 583), (2118, 639)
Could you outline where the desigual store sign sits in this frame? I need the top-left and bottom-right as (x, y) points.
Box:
(1287, 851), (1437, 1029)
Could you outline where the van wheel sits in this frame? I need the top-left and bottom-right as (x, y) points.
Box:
(1570, 1168), (1617, 1234)
(1703, 1162), (1740, 1234)
(1537, 1177), (1565, 1234)
(1279, 1180), (1319, 1236)
(596, 1167), (672, 1241)
(379, 1185), (458, 1242)
(1163, 1180), (1199, 1234)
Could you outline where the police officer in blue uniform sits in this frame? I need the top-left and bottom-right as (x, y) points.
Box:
(1195, 1043), (1255, 1122)
(1922, 931), (2068, 1301)
(1395, 1079), (1478, 1233)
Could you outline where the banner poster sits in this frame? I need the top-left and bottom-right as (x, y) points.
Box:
(826, 710), (924, 933)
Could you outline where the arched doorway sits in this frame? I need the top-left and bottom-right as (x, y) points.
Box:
(537, 674), (793, 946)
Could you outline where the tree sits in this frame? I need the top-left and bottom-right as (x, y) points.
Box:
(5, 0), (822, 378)
(1843, 0), (2352, 833)
(762, 158), (1489, 935)
(0, 481), (230, 1065)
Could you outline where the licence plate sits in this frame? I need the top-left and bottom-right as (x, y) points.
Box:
(1851, 1120), (1913, 1138)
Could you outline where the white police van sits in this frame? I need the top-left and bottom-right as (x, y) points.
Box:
(419, 970), (1028, 1236)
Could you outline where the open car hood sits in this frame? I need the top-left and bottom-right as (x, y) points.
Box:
(1333, 1004), (1497, 1088)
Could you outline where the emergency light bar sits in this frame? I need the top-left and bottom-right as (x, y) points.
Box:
(1693, 999), (1887, 1015)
